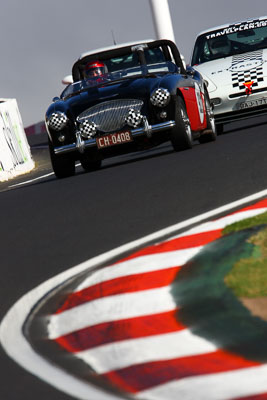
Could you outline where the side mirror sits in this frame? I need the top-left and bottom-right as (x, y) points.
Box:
(62, 75), (73, 85)
(186, 68), (195, 76)
(53, 97), (60, 102)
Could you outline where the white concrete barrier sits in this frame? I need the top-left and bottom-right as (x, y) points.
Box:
(0, 99), (35, 182)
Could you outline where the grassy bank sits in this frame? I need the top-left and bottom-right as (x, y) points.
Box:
(223, 211), (267, 297)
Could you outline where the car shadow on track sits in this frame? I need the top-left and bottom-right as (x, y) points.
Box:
(1, 143), (176, 192)
(222, 116), (267, 135)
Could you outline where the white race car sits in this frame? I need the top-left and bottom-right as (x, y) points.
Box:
(191, 16), (267, 133)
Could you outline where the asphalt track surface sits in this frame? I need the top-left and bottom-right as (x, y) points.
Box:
(1, 116), (267, 400)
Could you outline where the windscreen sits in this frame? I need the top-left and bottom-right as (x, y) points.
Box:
(191, 18), (267, 65)
(61, 60), (178, 99)
(105, 47), (167, 72)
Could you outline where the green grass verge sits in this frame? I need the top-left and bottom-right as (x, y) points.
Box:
(223, 211), (267, 298)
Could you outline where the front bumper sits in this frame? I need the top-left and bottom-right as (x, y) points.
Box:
(212, 88), (267, 125)
(215, 102), (267, 124)
(54, 120), (175, 155)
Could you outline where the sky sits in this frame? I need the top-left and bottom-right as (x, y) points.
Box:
(1, 0), (267, 127)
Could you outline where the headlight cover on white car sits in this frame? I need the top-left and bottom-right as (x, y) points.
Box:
(199, 72), (217, 92)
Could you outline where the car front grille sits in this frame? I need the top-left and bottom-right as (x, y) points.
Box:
(77, 99), (144, 132)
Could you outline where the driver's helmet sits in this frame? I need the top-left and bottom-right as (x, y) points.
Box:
(84, 60), (108, 78)
(209, 37), (231, 56)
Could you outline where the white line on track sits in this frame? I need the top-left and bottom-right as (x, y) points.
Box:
(8, 163), (81, 188)
(8, 172), (54, 187)
(1, 188), (267, 400)
(171, 207), (267, 239)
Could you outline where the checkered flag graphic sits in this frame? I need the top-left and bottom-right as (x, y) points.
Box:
(125, 109), (143, 128)
(150, 88), (170, 107)
(231, 50), (264, 89)
(232, 49), (263, 65)
(80, 120), (97, 138)
(49, 113), (68, 131)
(232, 67), (264, 89)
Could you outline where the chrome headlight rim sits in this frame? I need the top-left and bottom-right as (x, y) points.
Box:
(47, 111), (68, 131)
(150, 88), (171, 107)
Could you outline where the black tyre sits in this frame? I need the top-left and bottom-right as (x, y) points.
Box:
(80, 156), (102, 172)
(199, 95), (217, 143)
(48, 139), (75, 178)
(170, 96), (193, 151)
(216, 123), (224, 135)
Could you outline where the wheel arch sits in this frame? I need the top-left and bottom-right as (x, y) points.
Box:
(177, 86), (205, 131)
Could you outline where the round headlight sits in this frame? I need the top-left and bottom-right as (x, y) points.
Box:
(150, 88), (170, 107)
(125, 108), (143, 128)
(79, 120), (97, 139)
(48, 112), (68, 131)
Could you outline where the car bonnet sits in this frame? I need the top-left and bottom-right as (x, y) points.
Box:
(193, 48), (267, 93)
(64, 74), (173, 119)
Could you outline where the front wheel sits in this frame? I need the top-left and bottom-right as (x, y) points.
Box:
(48, 139), (75, 178)
(80, 156), (102, 172)
(170, 96), (193, 151)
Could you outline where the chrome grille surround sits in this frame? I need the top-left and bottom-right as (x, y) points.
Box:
(77, 99), (144, 133)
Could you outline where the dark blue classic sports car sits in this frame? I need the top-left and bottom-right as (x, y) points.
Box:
(45, 39), (216, 178)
